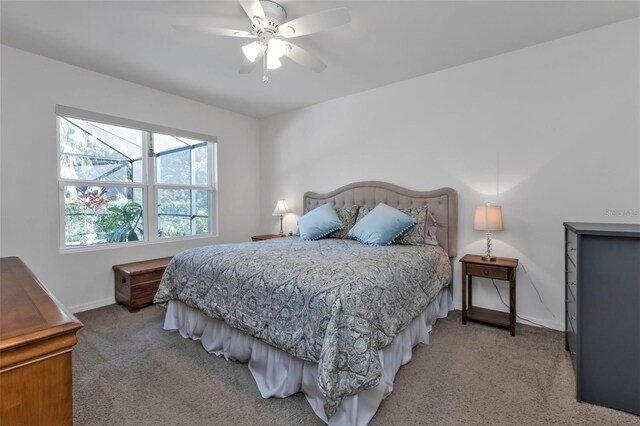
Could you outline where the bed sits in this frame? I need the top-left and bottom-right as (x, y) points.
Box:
(154, 181), (458, 425)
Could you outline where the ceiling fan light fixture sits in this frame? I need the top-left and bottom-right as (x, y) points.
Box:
(266, 54), (282, 70)
(173, 0), (349, 81)
(242, 41), (263, 62)
(267, 38), (287, 58)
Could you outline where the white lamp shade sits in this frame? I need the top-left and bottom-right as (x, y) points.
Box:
(267, 39), (287, 59)
(473, 204), (504, 231)
(272, 200), (290, 216)
(266, 54), (282, 70)
(242, 41), (262, 62)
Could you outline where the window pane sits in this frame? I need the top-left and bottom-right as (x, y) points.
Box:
(154, 133), (209, 186)
(65, 117), (142, 160)
(59, 117), (143, 183)
(63, 186), (144, 248)
(195, 217), (209, 234)
(156, 149), (190, 185)
(158, 216), (191, 239)
(193, 189), (209, 216)
(193, 145), (208, 186)
(153, 133), (188, 153)
(157, 189), (210, 238)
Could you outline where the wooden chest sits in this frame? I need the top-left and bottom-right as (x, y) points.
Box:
(113, 257), (173, 312)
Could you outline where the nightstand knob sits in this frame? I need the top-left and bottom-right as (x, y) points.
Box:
(483, 270), (489, 275)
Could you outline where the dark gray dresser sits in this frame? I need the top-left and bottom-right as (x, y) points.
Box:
(564, 222), (640, 415)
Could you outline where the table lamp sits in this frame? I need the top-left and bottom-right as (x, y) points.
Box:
(272, 200), (290, 237)
(473, 203), (503, 261)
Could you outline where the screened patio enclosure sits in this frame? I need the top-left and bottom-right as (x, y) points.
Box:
(59, 116), (213, 248)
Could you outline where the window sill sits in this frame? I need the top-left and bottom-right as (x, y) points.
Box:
(59, 233), (218, 255)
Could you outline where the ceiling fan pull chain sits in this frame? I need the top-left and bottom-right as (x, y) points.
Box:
(263, 46), (269, 82)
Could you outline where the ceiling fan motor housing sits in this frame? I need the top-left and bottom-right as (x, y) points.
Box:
(252, 0), (287, 36)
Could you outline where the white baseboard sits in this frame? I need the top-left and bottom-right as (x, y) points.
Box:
(68, 297), (115, 314)
(451, 302), (564, 331)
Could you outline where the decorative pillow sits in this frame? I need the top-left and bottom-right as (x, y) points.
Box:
(425, 212), (439, 246)
(348, 203), (417, 246)
(298, 203), (343, 240)
(355, 206), (371, 223)
(395, 206), (427, 245)
(328, 205), (360, 239)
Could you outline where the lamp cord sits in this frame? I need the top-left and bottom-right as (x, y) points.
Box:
(520, 263), (556, 319)
(489, 263), (556, 330)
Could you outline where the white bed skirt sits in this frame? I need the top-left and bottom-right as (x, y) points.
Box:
(163, 286), (453, 426)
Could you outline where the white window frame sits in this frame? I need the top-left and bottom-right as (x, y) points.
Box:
(56, 105), (218, 253)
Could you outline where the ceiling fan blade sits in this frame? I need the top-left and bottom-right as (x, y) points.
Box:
(172, 25), (254, 38)
(284, 42), (326, 72)
(239, 45), (266, 74)
(278, 7), (350, 38)
(239, 0), (267, 28)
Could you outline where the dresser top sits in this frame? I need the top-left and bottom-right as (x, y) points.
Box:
(0, 257), (83, 351)
(563, 222), (640, 237)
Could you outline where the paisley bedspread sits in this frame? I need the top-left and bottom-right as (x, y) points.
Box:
(154, 237), (452, 417)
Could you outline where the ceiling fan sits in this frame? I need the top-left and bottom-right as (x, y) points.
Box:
(173, 0), (350, 82)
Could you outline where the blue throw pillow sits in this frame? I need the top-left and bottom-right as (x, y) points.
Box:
(348, 203), (417, 246)
(298, 204), (343, 240)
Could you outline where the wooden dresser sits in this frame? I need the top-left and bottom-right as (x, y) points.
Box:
(563, 223), (640, 415)
(0, 256), (83, 425)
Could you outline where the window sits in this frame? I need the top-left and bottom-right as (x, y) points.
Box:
(57, 106), (217, 250)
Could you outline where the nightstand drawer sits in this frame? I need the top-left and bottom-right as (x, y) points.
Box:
(466, 263), (508, 280)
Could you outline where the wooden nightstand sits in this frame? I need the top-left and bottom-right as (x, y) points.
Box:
(251, 234), (286, 242)
(459, 254), (519, 336)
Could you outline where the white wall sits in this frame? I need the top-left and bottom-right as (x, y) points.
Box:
(259, 18), (640, 330)
(0, 46), (261, 312)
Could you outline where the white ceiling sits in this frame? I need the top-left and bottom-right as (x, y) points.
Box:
(2, 1), (639, 118)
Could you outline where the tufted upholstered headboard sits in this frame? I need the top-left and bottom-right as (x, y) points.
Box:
(303, 181), (458, 258)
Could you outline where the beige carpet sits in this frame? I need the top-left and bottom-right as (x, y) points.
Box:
(73, 304), (639, 426)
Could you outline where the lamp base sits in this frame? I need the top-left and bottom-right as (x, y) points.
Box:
(483, 232), (496, 262)
(278, 215), (284, 236)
